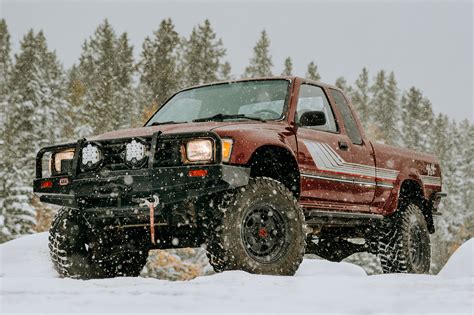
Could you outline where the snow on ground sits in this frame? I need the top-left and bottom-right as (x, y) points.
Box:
(0, 233), (472, 314)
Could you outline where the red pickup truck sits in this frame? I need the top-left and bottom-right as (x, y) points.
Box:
(34, 77), (445, 279)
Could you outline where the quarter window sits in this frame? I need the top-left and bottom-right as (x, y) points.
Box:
(296, 84), (338, 132)
(330, 89), (362, 144)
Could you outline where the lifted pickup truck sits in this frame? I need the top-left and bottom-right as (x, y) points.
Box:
(34, 77), (445, 278)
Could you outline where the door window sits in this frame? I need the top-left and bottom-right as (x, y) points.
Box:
(296, 84), (338, 132)
(330, 89), (363, 144)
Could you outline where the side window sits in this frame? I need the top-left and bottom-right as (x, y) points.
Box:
(296, 84), (338, 132)
(330, 89), (362, 145)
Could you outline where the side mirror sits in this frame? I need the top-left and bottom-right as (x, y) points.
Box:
(299, 111), (326, 127)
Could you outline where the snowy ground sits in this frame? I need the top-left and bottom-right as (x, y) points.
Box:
(0, 233), (472, 314)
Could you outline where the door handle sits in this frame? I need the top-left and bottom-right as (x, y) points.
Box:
(338, 140), (349, 151)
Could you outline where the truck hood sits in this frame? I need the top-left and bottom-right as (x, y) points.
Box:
(88, 121), (274, 141)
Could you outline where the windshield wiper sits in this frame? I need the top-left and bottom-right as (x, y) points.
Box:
(193, 114), (266, 123)
(148, 120), (185, 126)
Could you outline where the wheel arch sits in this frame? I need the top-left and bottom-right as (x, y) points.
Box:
(397, 179), (435, 234)
(246, 145), (300, 198)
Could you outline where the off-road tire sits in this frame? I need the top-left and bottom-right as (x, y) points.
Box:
(49, 207), (148, 279)
(49, 207), (99, 279)
(377, 202), (431, 274)
(205, 177), (306, 275)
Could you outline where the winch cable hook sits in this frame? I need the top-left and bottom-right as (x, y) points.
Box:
(140, 195), (160, 245)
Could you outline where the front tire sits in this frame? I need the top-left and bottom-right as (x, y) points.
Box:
(49, 207), (98, 279)
(377, 202), (431, 274)
(205, 177), (306, 275)
(49, 208), (148, 279)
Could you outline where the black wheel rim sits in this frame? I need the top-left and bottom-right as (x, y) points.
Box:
(409, 223), (425, 268)
(241, 205), (288, 263)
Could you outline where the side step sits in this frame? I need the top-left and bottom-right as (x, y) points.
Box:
(305, 209), (383, 227)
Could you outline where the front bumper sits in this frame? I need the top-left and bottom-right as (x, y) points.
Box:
(33, 164), (249, 209)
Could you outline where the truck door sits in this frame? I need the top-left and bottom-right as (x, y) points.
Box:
(295, 84), (356, 207)
(328, 89), (376, 206)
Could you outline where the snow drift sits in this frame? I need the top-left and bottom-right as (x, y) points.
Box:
(0, 233), (472, 314)
(438, 238), (473, 278)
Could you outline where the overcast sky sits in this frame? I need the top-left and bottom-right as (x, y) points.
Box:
(2, 0), (472, 122)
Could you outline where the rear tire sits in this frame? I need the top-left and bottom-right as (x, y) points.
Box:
(205, 177), (306, 275)
(377, 202), (431, 274)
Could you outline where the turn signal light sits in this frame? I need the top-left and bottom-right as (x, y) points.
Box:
(188, 169), (208, 177)
(221, 138), (233, 162)
(40, 180), (53, 189)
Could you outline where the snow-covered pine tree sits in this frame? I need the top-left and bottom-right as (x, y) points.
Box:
(219, 61), (232, 80)
(281, 57), (293, 76)
(400, 87), (434, 153)
(456, 120), (474, 243)
(367, 70), (387, 141)
(376, 71), (400, 145)
(75, 20), (135, 135)
(114, 32), (135, 127)
(137, 18), (181, 123)
(244, 30), (273, 78)
(306, 61), (321, 81)
(63, 65), (90, 139)
(351, 67), (370, 130)
(458, 120), (474, 215)
(1, 30), (67, 241)
(447, 119), (473, 234)
(429, 117), (466, 272)
(183, 19), (226, 86)
(0, 19), (11, 97)
(0, 18), (13, 239)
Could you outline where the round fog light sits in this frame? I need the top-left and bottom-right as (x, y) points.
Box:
(81, 143), (102, 169)
(125, 139), (148, 168)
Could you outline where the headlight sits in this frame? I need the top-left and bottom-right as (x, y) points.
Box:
(50, 149), (74, 174)
(185, 139), (213, 162)
(221, 138), (233, 163)
(81, 143), (102, 169)
(125, 139), (148, 168)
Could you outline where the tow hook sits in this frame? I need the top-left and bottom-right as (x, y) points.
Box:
(140, 195), (160, 245)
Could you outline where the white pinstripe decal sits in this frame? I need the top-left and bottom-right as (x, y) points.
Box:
(302, 140), (399, 183)
(302, 140), (442, 189)
(420, 175), (442, 186)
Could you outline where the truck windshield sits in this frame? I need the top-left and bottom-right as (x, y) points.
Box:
(145, 80), (290, 126)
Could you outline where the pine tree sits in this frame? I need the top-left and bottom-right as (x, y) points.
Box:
(0, 19), (12, 239)
(64, 65), (89, 139)
(113, 32), (135, 128)
(281, 57), (293, 76)
(351, 67), (370, 129)
(2, 30), (67, 240)
(429, 116), (456, 268)
(74, 20), (135, 134)
(244, 30), (273, 77)
(219, 61), (232, 80)
(0, 19), (11, 97)
(306, 61), (321, 81)
(400, 87), (434, 153)
(456, 120), (474, 224)
(376, 71), (399, 145)
(138, 18), (181, 122)
(367, 70), (386, 141)
(462, 121), (474, 210)
(183, 19), (226, 86)
(459, 121), (474, 242)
